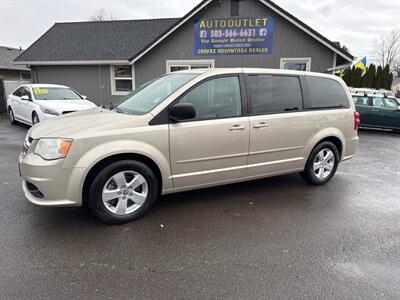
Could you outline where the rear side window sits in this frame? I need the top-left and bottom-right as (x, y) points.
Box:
(247, 75), (303, 115)
(352, 96), (370, 106)
(372, 97), (385, 108)
(304, 77), (349, 109)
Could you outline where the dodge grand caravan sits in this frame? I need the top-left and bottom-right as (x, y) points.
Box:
(19, 68), (359, 224)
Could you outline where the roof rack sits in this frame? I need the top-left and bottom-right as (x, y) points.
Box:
(350, 88), (395, 98)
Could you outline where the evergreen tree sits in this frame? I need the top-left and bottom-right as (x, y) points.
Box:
(382, 64), (390, 90)
(353, 68), (363, 87)
(375, 66), (383, 89)
(342, 67), (352, 86)
(364, 64), (374, 88)
(368, 64), (376, 88)
(361, 70), (367, 87)
(388, 72), (393, 90)
(350, 66), (357, 87)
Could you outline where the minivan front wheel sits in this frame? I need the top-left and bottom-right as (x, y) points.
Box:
(300, 141), (339, 185)
(88, 160), (159, 224)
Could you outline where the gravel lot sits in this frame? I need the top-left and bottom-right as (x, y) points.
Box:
(0, 119), (399, 299)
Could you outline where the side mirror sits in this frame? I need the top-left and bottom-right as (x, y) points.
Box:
(170, 103), (196, 122)
(20, 95), (30, 101)
(397, 106), (400, 111)
(81, 95), (88, 100)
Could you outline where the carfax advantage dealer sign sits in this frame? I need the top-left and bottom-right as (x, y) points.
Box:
(194, 16), (274, 56)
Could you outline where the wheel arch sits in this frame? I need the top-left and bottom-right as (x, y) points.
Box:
(315, 136), (343, 158)
(305, 129), (345, 162)
(82, 153), (163, 207)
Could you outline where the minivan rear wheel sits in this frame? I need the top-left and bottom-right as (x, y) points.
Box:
(88, 160), (159, 224)
(300, 141), (339, 185)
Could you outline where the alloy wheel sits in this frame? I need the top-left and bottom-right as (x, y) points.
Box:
(313, 148), (335, 179)
(102, 170), (148, 215)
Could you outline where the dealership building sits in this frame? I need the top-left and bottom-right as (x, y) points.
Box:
(15, 0), (353, 106)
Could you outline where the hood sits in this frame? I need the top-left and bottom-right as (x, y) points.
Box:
(35, 99), (97, 114)
(28, 108), (151, 139)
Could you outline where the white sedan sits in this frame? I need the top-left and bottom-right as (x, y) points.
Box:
(6, 84), (97, 126)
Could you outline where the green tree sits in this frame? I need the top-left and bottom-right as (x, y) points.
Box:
(375, 65), (383, 89)
(342, 67), (352, 86)
(350, 66), (357, 87)
(382, 64), (390, 89)
(388, 72), (394, 90)
(368, 64), (376, 88)
(353, 68), (363, 87)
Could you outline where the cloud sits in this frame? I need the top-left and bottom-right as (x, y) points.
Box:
(273, 0), (400, 57)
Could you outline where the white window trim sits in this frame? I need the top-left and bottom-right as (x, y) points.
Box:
(110, 64), (135, 96)
(166, 59), (215, 73)
(280, 57), (312, 72)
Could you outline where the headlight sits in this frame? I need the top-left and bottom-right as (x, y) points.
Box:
(34, 138), (73, 160)
(39, 105), (59, 115)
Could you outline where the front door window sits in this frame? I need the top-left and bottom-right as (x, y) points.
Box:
(179, 76), (242, 120)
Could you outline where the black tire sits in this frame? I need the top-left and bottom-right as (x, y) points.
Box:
(32, 112), (40, 125)
(300, 141), (340, 185)
(88, 160), (159, 224)
(8, 107), (17, 125)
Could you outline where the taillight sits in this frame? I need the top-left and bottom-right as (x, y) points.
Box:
(354, 111), (360, 130)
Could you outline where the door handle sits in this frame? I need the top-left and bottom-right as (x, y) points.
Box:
(372, 109), (379, 112)
(253, 122), (270, 129)
(229, 124), (245, 131)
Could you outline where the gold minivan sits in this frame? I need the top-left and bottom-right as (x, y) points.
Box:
(19, 68), (359, 224)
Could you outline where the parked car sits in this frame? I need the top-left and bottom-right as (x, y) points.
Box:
(352, 91), (400, 130)
(19, 68), (359, 224)
(7, 84), (97, 126)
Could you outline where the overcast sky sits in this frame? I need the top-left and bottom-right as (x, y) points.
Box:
(0, 0), (399, 61)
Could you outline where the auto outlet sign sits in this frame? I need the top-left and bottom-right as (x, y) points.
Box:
(194, 16), (275, 56)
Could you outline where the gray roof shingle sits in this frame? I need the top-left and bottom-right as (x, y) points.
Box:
(15, 18), (179, 62)
(0, 46), (29, 70)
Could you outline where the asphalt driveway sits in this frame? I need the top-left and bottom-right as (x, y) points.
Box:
(0, 118), (399, 299)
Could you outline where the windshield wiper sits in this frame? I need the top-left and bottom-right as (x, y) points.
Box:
(109, 101), (126, 114)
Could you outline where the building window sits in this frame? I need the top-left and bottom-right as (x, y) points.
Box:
(166, 60), (215, 73)
(111, 65), (134, 95)
(280, 57), (311, 71)
(20, 71), (31, 80)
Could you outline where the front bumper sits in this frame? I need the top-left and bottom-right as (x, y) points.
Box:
(19, 152), (85, 207)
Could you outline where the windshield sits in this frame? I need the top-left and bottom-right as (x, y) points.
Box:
(33, 87), (82, 100)
(117, 73), (199, 114)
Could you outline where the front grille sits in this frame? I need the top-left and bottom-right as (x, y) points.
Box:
(62, 111), (76, 114)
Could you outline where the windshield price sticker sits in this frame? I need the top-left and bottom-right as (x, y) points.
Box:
(194, 16), (274, 56)
(33, 88), (48, 95)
